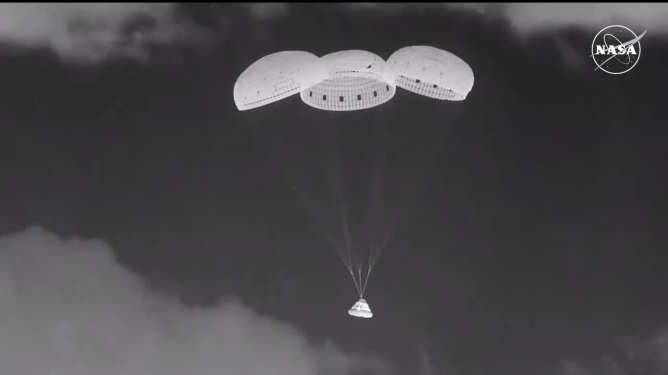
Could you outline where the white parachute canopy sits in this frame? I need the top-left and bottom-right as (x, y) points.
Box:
(348, 298), (373, 318)
(300, 50), (396, 111)
(234, 51), (329, 111)
(385, 46), (474, 101)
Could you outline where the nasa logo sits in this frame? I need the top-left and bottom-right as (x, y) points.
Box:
(591, 25), (647, 74)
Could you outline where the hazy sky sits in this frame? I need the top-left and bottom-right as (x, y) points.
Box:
(0, 4), (667, 375)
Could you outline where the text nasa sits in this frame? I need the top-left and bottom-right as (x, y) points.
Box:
(594, 44), (637, 55)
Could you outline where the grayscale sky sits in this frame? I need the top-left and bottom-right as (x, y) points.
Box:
(0, 4), (667, 375)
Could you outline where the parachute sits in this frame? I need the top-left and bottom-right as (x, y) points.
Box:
(234, 46), (474, 319)
(385, 46), (474, 101)
(233, 51), (328, 111)
(300, 50), (396, 111)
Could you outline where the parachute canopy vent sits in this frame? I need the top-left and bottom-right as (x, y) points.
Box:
(348, 298), (373, 318)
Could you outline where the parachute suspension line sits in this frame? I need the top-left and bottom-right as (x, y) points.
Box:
(356, 268), (364, 298)
(347, 267), (362, 297)
(336, 186), (353, 270)
(295, 174), (359, 297)
(326, 127), (357, 293)
(270, 124), (354, 275)
(332, 153), (354, 275)
(269, 122), (345, 264)
(366, 121), (386, 228)
(360, 264), (373, 297)
(372, 214), (401, 267)
(270, 125), (359, 297)
(292, 186), (350, 265)
(360, 214), (401, 296)
(359, 121), (388, 297)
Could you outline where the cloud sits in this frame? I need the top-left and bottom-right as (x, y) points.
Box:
(0, 226), (391, 375)
(416, 344), (434, 375)
(489, 3), (668, 35)
(245, 3), (290, 20)
(0, 4), (198, 63)
(559, 329), (668, 375)
(345, 3), (668, 35)
(560, 361), (593, 375)
(343, 3), (666, 73)
(655, 330), (668, 371)
(638, 329), (668, 372)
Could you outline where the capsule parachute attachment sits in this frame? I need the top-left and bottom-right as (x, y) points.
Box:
(348, 298), (373, 318)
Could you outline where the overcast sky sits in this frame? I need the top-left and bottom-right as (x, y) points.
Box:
(0, 4), (667, 375)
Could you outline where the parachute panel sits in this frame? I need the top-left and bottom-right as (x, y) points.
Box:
(300, 50), (396, 111)
(234, 51), (328, 111)
(385, 46), (474, 101)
